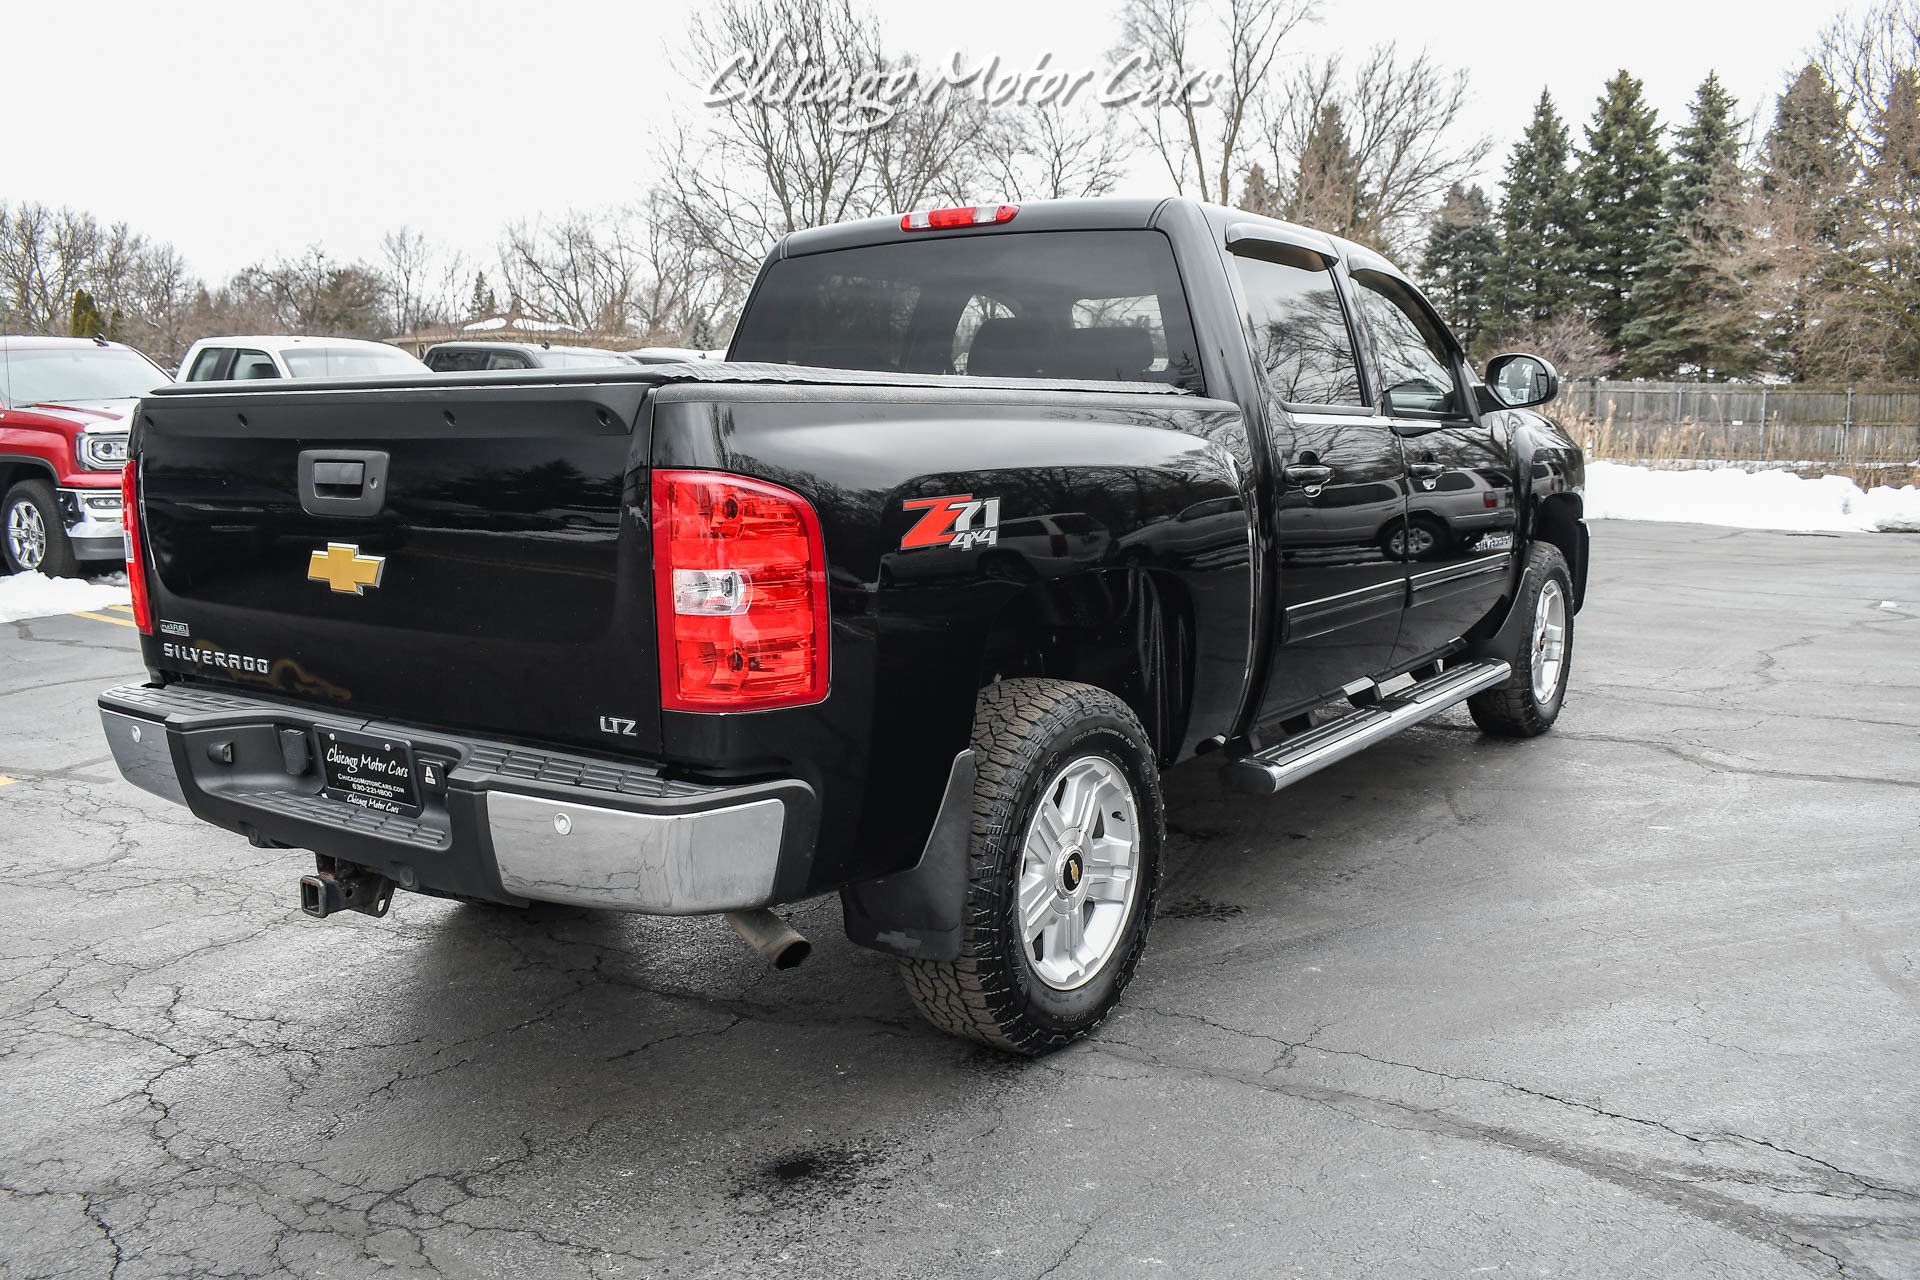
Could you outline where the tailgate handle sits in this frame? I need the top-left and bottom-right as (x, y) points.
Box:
(299, 449), (388, 517)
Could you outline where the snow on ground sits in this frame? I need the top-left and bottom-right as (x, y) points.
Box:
(0, 571), (131, 624)
(1585, 461), (1920, 534)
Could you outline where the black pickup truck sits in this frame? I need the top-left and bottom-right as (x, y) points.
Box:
(100, 197), (1586, 1054)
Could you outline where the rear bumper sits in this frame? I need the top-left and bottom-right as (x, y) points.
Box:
(98, 682), (817, 913)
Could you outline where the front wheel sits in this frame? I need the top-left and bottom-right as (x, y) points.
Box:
(899, 678), (1163, 1055)
(4, 480), (77, 577)
(1468, 542), (1574, 737)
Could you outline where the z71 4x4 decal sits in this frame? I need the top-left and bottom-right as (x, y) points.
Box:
(900, 493), (1002, 550)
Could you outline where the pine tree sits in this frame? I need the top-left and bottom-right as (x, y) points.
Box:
(1484, 90), (1581, 336)
(1849, 66), (1920, 377)
(1282, 104), (1376, 246)
(1765, 63), (1853, 244)
(1572, 71), (1670, 357)
(1620, 73), (1757, 377)
(1420, 184), (1499, 353)
(69, 289), (106, 339)
(466, 271), (497, 320)
(1759, 64), (1857, 378)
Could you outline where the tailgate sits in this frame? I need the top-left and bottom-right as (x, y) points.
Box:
(135, 380), (662, 754)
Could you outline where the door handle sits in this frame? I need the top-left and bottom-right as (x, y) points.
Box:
(1284, 463), (1335, 488)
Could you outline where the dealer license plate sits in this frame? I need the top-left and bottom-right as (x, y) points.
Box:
(318, 727), (422, 816)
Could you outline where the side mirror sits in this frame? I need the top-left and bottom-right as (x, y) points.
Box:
(1484, 353), (1560, 409)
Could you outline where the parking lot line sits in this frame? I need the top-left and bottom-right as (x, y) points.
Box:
(104, 604), (134, 615)
(0, 776), (14, 787)
(71, 610), (138, 629)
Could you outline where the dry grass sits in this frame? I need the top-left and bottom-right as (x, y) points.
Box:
(1567, 407), (1919, 489)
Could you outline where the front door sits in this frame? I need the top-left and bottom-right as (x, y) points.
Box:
(1347, 269), (1516, 667)
(1225, 241), (1408, 725)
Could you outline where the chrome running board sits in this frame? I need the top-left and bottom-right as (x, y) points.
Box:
(1221, 660), (1512, 796)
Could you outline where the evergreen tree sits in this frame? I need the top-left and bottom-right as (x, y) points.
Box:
(1765, 63), (1853, 244)
(466, 271), (497, 319)
(1282, 104), (1377, 246)
(1572, 71), (1670, 357)
(1850, 66), (1920, 376)
(1484, 90), (1581, 335)
(1759, 64), (1857, 378)
(68, 289), (105, 339)
(1420, 184), (1499, 352)
(1620, 73), (1758, 377)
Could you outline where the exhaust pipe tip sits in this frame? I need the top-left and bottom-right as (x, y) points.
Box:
(725, 909), (811, 971)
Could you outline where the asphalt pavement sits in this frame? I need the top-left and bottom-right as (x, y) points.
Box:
(2, 520), (1917, 1279)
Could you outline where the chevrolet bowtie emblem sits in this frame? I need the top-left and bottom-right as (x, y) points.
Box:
(307, 543), (386, 595)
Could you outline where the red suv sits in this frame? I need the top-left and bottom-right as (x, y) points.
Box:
(0, 336), (171, 575)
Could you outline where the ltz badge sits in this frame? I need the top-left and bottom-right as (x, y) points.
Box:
(900, 493), (1002, 551)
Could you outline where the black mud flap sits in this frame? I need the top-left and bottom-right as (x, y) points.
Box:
(839, 750), (975, 962)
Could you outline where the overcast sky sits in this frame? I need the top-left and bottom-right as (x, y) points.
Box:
(7, 0), (1846, 282)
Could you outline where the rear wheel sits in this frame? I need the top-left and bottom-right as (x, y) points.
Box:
(3, 480), (77, 577)
(899, 678), (1163, 1055)
(1469, 542), (1573, 737)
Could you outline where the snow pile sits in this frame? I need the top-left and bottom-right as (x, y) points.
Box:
(1585, 462), (1920, 533)
(0, 571), (132, 624)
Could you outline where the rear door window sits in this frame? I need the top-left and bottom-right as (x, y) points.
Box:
(1226, 246), (1365, 408)
(428, 349), (492, 372)
(732, 229), (1203, 392)
(185, 348), (233, 381)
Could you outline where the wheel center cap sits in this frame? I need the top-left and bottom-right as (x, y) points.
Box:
(1060, 848), (1085, 895)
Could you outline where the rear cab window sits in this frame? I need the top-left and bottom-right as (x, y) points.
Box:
(732, 230), (1204, 392)
(230, 350), (280, 381)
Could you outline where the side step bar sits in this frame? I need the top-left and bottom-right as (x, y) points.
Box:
(1221, 660), (1512, 796)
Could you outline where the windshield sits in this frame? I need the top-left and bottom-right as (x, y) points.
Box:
(0, 346), (170, 405)
(280, 347), (426, 378)
(731, 229), (1202, 391)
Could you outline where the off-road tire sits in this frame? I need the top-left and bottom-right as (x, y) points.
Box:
(3, 480), (77, 577)
(1469, 542), (1573, 737)
(899, 678), (1164, 1055)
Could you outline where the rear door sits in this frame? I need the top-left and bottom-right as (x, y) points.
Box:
(136, 379), (662, 754)
(1224, 239), (1408, 723)
(1347, 270), (1516, 667)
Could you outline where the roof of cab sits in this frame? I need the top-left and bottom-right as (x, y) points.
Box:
(776, 197), (1175, 258)
(770, 194), (1413, 280)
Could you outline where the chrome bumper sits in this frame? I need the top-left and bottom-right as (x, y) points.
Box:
(97, 683), (813, 914)
(57, 487), (125, 561)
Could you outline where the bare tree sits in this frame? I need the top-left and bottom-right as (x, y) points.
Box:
(1113, 0), (1319, 204)
(380, 227), (440, 336)
(980, 103), (1135, 202)
(0, 204), (101, 333)
(499, 209), (646, 334)
(1251, 46), (1491, 257)
(661, 0), (994, 301)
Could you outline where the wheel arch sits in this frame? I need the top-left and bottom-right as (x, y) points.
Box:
(0, 455), (61, 498)
(974, 567), (1196, 766)
(1531, 492), (1588, 612)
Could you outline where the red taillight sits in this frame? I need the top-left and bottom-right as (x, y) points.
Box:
(652, 470), (829, 711)
(121, 458), (153, 635)
(901, 203), (1018, 231)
